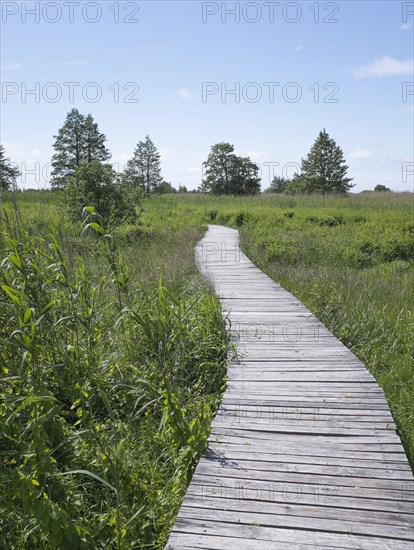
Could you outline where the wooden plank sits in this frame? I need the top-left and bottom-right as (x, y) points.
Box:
(181, 495), (414, 528)
(186, 481), (414, 514)
(175, 507), (413, 540)
(166, 225), (414, 549)
(170, 520), (414, 549)
(204, 444), (412, 470)
(196, 455), (413, 481)
(190, 474), (413, 504)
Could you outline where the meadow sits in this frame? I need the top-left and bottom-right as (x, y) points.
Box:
(141, 191), (414, 466)
(1, 190), (413, 548)
(0, 191), (228, 548)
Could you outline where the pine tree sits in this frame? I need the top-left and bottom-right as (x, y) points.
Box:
(84, 114), (110, 164)
(123, 135), (162, 195)
(0, 144), (20, 191)
(50, 109), (110, 189)
(301, 129), (353, 193)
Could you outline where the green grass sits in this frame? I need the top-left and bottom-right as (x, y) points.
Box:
(1, 189), (413, 548)
(130, 191), (414, 467)
(0, 192), (227, 548)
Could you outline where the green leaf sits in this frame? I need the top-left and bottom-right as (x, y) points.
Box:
(40, 300), (54, 315)
(84, 206), (96, 214)
(8, 254), (22, 269)
(89, 222), (105, 235)
(24, 308), (32, 323)
(1, 284), (21, 305)
(98, 388), (114, 419)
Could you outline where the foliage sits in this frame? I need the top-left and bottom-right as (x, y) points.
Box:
(285, 174), (309, 194)
(0, 194), (228, 548)
(123, 136), (162, 196)
(0, 144), (20, 191)
(201, 142), (261, 195)
(134, 191), (414, 467)
(51, 109), (110, 190)
(374, 184), (391, 192)
(153, 181), (176, 195)
(264, 176), (288, 193)
(63, 161), (139, 231)
(299, 129), (354, 193)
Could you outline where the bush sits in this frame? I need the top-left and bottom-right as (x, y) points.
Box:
(64, 161), (140, 230)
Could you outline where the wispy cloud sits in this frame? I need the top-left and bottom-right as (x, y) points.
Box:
(352, 55), (414, 78)
(28, 148), (41, 157)
(400, 23), (412, 31)
(178, 88), (192, 100)
(348, 146), (404, 168)
(3, 64), (22, 71)
(294, 46), (303, 52)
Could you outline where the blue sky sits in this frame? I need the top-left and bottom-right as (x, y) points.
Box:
(1, 0), (413, 191)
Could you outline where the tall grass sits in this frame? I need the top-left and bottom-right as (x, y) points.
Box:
(0, 194), (228, 548)
(1, 189), (413, 549)
(125, 192), (414, 467)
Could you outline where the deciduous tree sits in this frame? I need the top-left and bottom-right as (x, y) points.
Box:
(64, 161), (138, 230)
(201, 143), (260, 195)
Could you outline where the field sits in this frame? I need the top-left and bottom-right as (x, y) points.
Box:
(1, 190), (413, 548)
(0, 192), (228, 548)
(143, 191), (414, 464)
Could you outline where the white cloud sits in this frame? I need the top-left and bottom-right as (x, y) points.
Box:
(3, 64), (22, 71)
(178, 88), (192, 100)
(294, 46), (303, 52)
(28, 148), (41, 157)
(348, 145), (404, 169)
(187, 166), (201, 173)
(352, 56), (414, 78)
(400, 23), (412, 31)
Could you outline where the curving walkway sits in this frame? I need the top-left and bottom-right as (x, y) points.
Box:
(166, 225), (414, 550)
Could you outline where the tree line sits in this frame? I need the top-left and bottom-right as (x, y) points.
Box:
(202, 130), (354, 195)
(1, 110), (395, 224)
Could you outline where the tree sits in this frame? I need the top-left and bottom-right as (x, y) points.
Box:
(123, 135), (162, 195)
(153, 180), (176, 194)
(0, 144), (20, 191)
(374, 184), (391, 192)
(51, 109), (110, 189)
(84, 114), (111, 164)
(64, 161), (138, 230)
(201, 143), (260, 195)
(178, 185), (187, 193)
(265, 176), (288, 193)
(300, 129), (354, 193)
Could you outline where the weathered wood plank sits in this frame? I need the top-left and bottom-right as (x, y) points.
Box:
(166, 225), (414, 549)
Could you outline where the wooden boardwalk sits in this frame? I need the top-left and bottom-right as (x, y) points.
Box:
(166, 225), (414, 550)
